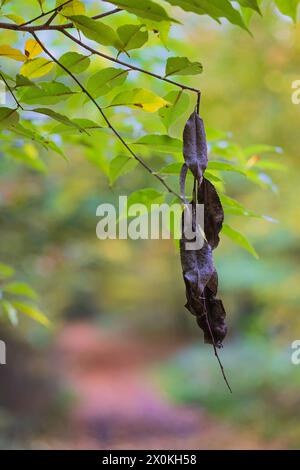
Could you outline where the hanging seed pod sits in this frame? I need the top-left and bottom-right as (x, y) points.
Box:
(180, 108), (231, 391)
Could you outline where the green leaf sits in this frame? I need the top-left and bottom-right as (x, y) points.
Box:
(235, 0), (261, 14)
(243, 144), (283, 157)
(56, 51), (90, 77)
(165, 56), (203, 77)
(109, 154), (137, 185)
(19, 82), (75, 105)
(20, 58), (54, 79)
(15, 74), (35, 88)
(1, 300), (18, 326)
(0, 262), (15, 279)
(159, 90), (190, 131)
(127, 188), (165, 209)
(9, 143), (47, 172)
(86, 67), (129, 99)
(219, 193), (262, 218)
(50, 118), (102, 134)
(207, 161), (246, 174)
(133, 134), (182, 153)
(117, 24), (148, 52)
(110, 88), (169, 112)
(274, 0), (300, 22)
(162, 0), (248, 30)
(204, 171), (223, 183)
(105, 0), (178, 22)
(70, 15), (122, 48)
(0, 107), (19, 129)
(11, 301), (51, 327)
(32, 108), (84, 132)
(159, 162), (182, 174)
(222, 223), (258, 258)
(3, 281), (38, 300)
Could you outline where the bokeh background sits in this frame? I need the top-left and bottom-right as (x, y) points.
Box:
(0, 1), (300, 449)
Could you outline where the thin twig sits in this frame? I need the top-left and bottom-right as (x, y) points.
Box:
(31, 32), (183, 201)
(0, 7), (121, 31)
(45, 11), (59, 27)
(62, 30), (200, 95)
(205, 312), (232, 393)
(20, 0), (73, 26)
(0, 73), (23, 110)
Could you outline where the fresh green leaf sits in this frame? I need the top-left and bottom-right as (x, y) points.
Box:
(165, 56), (203, 77)
(87, 67), (129, 99)
(236, 0), (261, 14)
(159, 90), (190, 131)
(133, 134), (182, 153)
(162, 0), (248, 30)
(32, 108), (84, 132)
(274, 0), (300, 22)
(56, 51), (90, 77)
(222, 223), (259, 258)
(70, 15), (122, 48)
(15, 74), (35, 88)
(207, 160), (246, 174)
(109, 154), (137, 185)
(117, 24), (148, 52)
(19, 82), (75, 105)
(105, 0), (178, 22)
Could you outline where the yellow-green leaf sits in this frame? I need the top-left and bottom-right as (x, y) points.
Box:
(0, 45), (27, 61)
(20, 58), (54, 79)
(57, 0), (85, 16)
(110, 88), (170, 112)
(12, 301), (51, 327)
(3, 281), (38, 300)
(24, 39), (42, 59)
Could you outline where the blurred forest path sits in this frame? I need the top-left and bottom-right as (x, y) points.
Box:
(49, 322), (278, 450)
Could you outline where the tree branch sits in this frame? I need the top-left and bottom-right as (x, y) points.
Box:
(62, 29), (201, 96)
(0, 7), (121, 32)
(31, 32), (183, 201)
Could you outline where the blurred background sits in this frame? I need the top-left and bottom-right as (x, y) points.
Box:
(0, 1), (300, 449)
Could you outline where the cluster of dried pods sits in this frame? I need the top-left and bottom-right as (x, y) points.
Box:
(179, 107), (231, 391)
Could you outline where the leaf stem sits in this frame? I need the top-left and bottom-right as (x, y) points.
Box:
(31, 32), (183, 201)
